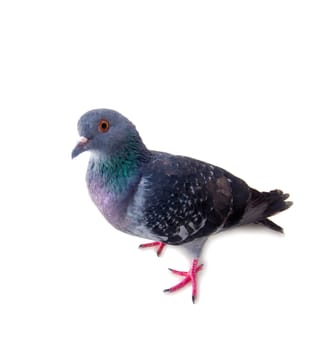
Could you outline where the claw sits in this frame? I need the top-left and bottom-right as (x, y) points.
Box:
(164, 259), (203, 303)
(139, 241), (166, 256)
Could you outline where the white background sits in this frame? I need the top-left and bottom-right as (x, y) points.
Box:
(0, 1), (323, 349)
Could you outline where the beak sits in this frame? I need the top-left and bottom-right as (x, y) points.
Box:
(71, 136), (89, 159)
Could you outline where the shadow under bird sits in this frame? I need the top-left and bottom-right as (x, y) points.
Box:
(72, 109), (292, 303)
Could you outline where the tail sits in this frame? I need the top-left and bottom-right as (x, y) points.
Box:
(240, 188), (293, 233)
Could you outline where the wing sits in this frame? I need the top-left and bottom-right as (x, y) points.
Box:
(130, 152), (251, 245)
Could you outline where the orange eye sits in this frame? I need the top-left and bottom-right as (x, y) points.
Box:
(98, 119), (110, 133)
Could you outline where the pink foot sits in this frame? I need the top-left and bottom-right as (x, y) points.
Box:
(164, 259), (203, 303)
(138, 241), (166, 257)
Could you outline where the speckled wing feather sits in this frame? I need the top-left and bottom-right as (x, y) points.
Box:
(128, 152), (251, 245)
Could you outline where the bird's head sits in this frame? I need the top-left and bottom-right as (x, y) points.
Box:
(71, 109), (143, 159)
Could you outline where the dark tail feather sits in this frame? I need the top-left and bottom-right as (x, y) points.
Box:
(257, 218), (284, 233)
(240, 188), (293, 232)
(261, 190), (293, 217)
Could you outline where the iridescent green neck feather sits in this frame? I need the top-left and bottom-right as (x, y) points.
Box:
(87, 134), (151, 194)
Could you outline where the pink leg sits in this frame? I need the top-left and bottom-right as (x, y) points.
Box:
(164, 259), (203, 303)
(138, 241), (166, 257)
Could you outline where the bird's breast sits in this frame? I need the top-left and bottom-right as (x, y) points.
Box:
(86, 176), (129, 232)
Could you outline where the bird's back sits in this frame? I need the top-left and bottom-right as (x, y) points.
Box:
(126, 151), (252, 245)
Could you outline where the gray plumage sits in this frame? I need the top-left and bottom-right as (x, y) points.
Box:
(72, 108), (292, 302)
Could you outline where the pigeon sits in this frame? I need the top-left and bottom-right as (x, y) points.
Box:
(72, 109), (292, 303)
